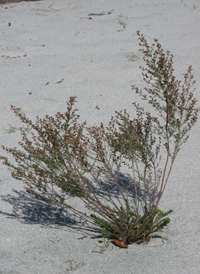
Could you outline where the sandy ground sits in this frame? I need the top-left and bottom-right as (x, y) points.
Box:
(0, 0), (200, 273)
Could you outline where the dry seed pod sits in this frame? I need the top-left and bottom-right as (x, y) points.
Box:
(113, 238), (128, 248)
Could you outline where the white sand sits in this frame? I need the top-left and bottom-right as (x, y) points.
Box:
(0, 0), (200, 273)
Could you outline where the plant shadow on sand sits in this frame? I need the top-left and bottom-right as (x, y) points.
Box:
(0, 188), (101, 237)
(0, 172), (159, 236)
(0, 175), (155, 229)
(91, 172), (159, 211)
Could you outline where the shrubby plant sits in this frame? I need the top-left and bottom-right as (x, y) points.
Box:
(1, 32), (198, 247)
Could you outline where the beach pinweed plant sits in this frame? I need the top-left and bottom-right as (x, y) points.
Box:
(1, 32), (198, 247)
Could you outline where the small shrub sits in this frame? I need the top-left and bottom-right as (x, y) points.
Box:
(1, 32), (198, 247)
